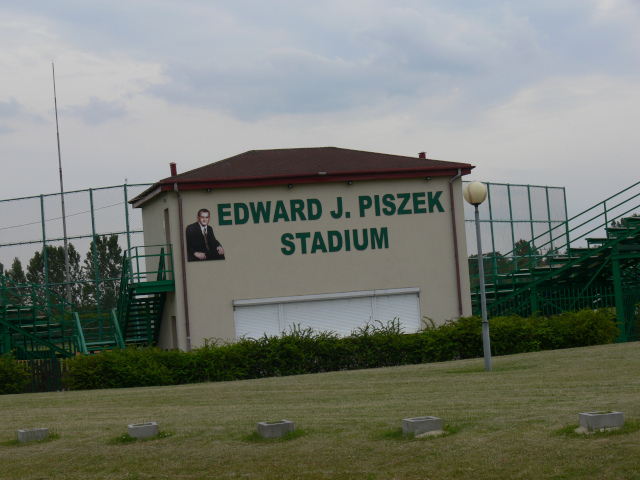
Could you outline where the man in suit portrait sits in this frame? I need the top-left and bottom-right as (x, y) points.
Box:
(186, 208), (225, 262)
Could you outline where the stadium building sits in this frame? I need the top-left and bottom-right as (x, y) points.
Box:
(131, 147), (474, 350)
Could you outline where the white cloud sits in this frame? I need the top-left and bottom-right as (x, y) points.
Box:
(0, 98), (23, 118)
(66, 97), (127, 126)
(0, 0), (638, 217)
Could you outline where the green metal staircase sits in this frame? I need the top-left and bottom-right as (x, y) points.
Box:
(115, 245), (174, 347)
(1, 244), (174, 359)
(471, 181), (640, 341)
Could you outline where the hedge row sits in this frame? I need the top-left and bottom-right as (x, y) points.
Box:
(61, 308), (619, 391)
(0, 353), (30, 395)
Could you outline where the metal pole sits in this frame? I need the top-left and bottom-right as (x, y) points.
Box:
(40, 195), (51, 312)
(545, 187), (554, 254)
(507, 185), (516, 265)
(611, 246), (626, 342)
(486, 184), (498, 278)
(89, 189), (102, 320)
(475, 205), (492, 371)
(527, 185), (536, 267)
(52, 63), (72, 304)
(123, 184), (132, 256)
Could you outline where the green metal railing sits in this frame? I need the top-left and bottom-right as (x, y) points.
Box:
(472, 181), (640, 292)
(471, 181), (640, 341)
(126, 245), (174, 284)
(74, 313), (87, 354)
(464, 183), (568, 284)
(1, 274), (78, 358)
(74, 310), (125, 354)
(0, 184), (151, 316)
(116, 245), (173, 341)
(1, 242), (174, 358)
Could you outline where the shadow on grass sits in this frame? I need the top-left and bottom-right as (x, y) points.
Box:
(375, 424), (460, 441)
(108, 431), (173, 445)
(241, 428), (308, 443)
(1, 432), (60, 447)
(553, 419), (640, 438)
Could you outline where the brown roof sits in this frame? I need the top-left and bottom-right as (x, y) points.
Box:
(132, 147), (473, 207)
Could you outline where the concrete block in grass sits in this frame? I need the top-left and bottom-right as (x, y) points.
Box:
(402, 416), (443, 436)
(128, 422), (159, 440)
(257, 420), (294, 439)
(578, 411), (624, 431)
(17, 428), (49, 444)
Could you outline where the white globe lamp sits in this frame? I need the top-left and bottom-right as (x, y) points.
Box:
(464, 181), (492, 372)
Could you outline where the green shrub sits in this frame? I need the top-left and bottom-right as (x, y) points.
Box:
(63, 308), (620, 391)
(63, 346), (176, 390)
(0, 353), (30, 395)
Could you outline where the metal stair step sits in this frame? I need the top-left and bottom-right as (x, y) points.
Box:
(85, 340), (117, 347)
(586, 237), (608, 246)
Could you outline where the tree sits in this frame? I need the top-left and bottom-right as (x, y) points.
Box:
(468, 251), (512, 289)
(26, 244), (83, 305)
(5, 257), (26, 284)
(4, 257), (27, 305)
(82, 235), (124, 311)
(514, 239), (542, 270)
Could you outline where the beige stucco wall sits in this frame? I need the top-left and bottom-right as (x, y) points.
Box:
(140, 176), (471, 350)
(140, 192), (184, 349)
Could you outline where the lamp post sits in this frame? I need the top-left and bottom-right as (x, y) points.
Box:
(464, 181), (492, 372)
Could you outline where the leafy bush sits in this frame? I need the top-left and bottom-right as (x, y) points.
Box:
(63, 308), (619, 390)
(63, 347), (177, 390)
(0, 353), (30, 395)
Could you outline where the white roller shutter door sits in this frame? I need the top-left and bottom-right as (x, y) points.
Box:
(234, 288), (420, 339)
(235, 303), (281, 339)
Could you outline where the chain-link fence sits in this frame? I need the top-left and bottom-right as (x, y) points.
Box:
(0, 184), (151, 315)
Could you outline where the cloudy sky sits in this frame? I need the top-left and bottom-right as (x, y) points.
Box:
(1, 0), (639, 215)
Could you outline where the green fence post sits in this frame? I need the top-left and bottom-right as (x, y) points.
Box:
(530, 284), (538, 316)
(545, 186), (554, 254)
(89, 188), (102, 323)
(507, 185), (515, 257)
(611, 246), (626, 342)
(135, 247), (141, 283)
(486, 183), (498, 280)
(527, 185), (537, 268)
(1, 276), (6, 354)
(1, 278), (9, 353)
(39, 195), (52, 315)
(124, 185), (132, 258)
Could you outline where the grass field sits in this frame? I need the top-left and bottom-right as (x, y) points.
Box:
(2, 342), (640, 479)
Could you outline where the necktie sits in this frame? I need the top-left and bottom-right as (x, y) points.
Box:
(203, 227), (209, 250)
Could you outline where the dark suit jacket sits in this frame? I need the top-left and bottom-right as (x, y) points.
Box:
(186, 222), (225, 261)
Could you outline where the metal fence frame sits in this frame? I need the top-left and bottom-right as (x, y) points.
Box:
(463, 182), (568, 277)
(2, 181), (566, 314)
(0, 184), (151, 316)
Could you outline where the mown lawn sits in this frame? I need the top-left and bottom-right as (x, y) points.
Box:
(1, 342), (640, 479)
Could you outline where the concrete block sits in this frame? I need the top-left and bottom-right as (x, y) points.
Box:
(256, 420), (295, 439)
(402, 416), (443, 436)
(128, 422), (159, 440)
(17, 428), (49, 444)
(578, 411), (624, 431)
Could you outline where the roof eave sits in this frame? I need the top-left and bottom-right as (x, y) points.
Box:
(130, 185), (162, 208)
(132, 164), (474, 207)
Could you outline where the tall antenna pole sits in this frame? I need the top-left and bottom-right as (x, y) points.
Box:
(52, 62), (72, 304)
